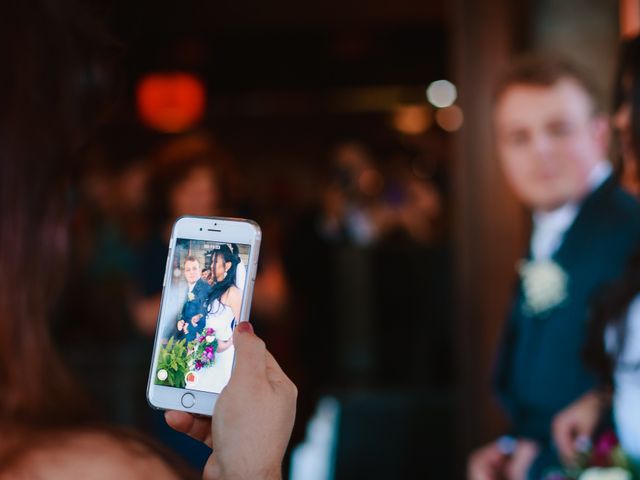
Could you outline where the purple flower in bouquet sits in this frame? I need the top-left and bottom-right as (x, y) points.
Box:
(195, 360), (203, 371)
(592, 430), (618, 466)
(199, 335), (205, 343)
(206, 327), (215, 335)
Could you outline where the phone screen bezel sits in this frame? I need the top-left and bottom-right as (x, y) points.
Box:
(146, 215), (261, 416)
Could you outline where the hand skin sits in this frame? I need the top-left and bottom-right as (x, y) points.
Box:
(191, 314), (203, 327)
(468, 441), (507, 480)
(468, 439), (539, 480)
(504, 440), (538, 480)
(552, 390), (604, 465)
(165, 322), (297, 480)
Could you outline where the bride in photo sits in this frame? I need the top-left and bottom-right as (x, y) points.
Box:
(189, 244), (243, 393)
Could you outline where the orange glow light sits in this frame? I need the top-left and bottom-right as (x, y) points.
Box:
(137, 72), (206, 133)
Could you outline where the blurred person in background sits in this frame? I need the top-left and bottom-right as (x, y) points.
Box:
(53, 141), (152, 347)
(468, 56), (640, 480)
(0, 1), (296, 478)
(202, 267), (212, 283)
(552, 35), (640, 473)
(132, 139), (227, 336)
(319, 141), (388, 245)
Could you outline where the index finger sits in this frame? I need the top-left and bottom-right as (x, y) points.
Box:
(165, 410), (213, 448)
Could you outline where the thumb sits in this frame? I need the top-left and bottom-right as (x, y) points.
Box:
(232, 321), (267, 380)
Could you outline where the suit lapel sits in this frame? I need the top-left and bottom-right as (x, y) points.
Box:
(552, 175), (615, 269)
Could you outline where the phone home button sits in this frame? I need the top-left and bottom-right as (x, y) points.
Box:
(181, 393), (196, 409)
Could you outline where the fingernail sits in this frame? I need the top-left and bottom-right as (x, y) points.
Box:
(237, 321), (254, 334)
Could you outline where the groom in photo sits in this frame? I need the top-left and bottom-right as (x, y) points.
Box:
(176, 256), (212, 342)
(467, 56), (640, 479)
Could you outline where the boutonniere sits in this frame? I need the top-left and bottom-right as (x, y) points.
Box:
(518, 259), (568, 315)
(187, 292), (195, 302)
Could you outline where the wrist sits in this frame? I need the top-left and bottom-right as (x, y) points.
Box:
(585, 388), (609, 409)
(224, 466), (282, 480)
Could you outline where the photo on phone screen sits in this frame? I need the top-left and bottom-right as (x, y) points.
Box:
(153, 238), (250, 394)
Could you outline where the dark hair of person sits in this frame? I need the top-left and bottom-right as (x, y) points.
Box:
(0, 425), (199, 478)
(0, 0), (120, 428)
(207, 244), (240, 314)
(583, 35), (640, 383)
(613, 35), (640, 170)
(492, 53), (603, 113)
(583, 260), (640, 385)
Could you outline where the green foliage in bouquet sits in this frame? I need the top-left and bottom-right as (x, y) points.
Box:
(155, 336), (189, 388)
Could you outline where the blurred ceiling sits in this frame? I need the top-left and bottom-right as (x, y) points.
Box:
(109, 0), (448, 91)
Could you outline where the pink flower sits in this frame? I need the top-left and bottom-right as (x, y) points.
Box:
(592, 430), (618, 466)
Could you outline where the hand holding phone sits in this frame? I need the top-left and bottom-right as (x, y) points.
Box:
(165, 321), (297, 480)
(147, 216), (261, 416)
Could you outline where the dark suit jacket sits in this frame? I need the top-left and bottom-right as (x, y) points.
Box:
(178, 278), (212, 342)
(493, 177), (640, 475)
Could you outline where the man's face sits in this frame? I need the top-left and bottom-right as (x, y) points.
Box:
(494, 78), (608, 211)
(184, 260), (200, 284)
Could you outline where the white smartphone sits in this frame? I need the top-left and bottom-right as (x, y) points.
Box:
(147, 215), (261, 416)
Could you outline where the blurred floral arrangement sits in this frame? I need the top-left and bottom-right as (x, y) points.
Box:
(543, 431), (638, 480)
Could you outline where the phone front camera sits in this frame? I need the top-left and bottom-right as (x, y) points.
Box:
(199, 227), (203, 231)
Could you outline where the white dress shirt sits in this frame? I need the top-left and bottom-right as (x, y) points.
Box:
(530, 161), (612, 260)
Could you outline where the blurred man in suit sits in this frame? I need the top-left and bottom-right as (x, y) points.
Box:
(468, 56), (640, 480)
(176, 256), (211, 341)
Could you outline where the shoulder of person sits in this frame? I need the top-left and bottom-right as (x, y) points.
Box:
(228, 284), (242, 301)
(587, 182), (640, 233)
(195, 278), (211, 293)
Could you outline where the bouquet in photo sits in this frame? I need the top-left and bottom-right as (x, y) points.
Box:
(543, 431), (638, 480)
(188, 327), (218, 371)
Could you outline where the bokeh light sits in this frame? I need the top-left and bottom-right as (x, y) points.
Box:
(426, 80), (457, 108)
(435, 105), (464, 132)
(137, 72), (206, 133)
(391, 105), (433, 135)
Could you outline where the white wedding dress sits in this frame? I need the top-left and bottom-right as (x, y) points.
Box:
(190, 298), (236, 394)
(607, 294), (640, 464)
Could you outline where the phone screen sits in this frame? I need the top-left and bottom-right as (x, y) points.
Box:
(153, 237), (251, 394)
